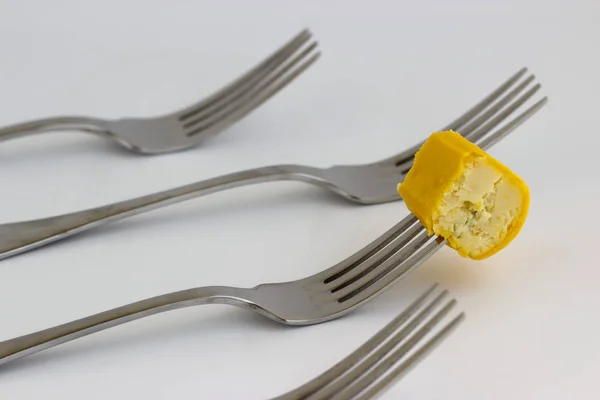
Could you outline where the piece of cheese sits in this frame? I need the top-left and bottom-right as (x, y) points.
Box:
(397, 130), (529, 260)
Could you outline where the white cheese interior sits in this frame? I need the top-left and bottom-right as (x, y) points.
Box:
(433, 157), (522, 257)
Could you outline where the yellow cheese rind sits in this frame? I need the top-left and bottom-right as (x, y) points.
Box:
(397, 130), (529, 260)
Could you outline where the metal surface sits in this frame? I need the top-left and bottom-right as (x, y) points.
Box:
(272, 285), (465, 400)
(0, 211), (452, 368)
(0, 68), (548, 261)
(0, 29), (320, 154)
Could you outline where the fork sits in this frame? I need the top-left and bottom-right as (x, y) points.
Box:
(0, 285), (463, 400)
(272, 284), (464, 400)
(0, 68), (547, 262)
(0, 208), (455, 367)
(0, 29), (320, 154)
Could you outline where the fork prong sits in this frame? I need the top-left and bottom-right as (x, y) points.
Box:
(181, 37), (318, 129)
(177, 29), (312, 121)
(396, 80), (543, 173)
(183, 39), (318, 132)
(184, 43), (320, 137)
(273, 284), (441, 400)
(331, 299), (459, 400)
(337, 234), (444, 307)
(460, 74), (536, 136)
(390, 67), (529, 167)
(328, 222), (423, 294)
(350, 312), (466, 400)
(441, 67), (528, 132)
(310, 291), (449, 400)
(478, 97), (548, 150)
(319, 215), (419, 286)
(465, 83), (541, 145)
(336, 96), (548, 308)
(333, 231), (434, 304)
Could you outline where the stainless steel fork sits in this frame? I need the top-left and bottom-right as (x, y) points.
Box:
(273, 284), (464, 400)
(0, 29), (319, 154)
(0, 211), (451, 367)
(0, 68), (548, 261)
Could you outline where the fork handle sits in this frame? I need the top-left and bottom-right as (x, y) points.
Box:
(0, 116), (111, 143)
(0, 285), (252, 367)
(0, 164), (325, 260)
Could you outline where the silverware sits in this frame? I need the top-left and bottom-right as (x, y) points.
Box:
(0, 211), (450, 367)
(273, 284), (464, 400)
(0, 29), (320, 154)
(0, 68), (547, 261)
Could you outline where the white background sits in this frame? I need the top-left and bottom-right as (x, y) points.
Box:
(0, 0), (598, 398)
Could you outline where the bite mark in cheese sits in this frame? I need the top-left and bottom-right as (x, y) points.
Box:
(397, 130), (529, 260)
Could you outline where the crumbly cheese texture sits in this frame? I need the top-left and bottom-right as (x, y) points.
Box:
(397, 130), (529, 260)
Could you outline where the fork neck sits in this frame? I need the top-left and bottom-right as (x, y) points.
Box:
(104, 163), (328, 216)
(0, 116), (111, 143)
(0, 164), (327, 261)
(0, 285), (258, 367)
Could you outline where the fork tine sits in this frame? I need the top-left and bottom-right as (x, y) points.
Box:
(333, 231), (435, 304)
(441, 67), (529, 132)
(321, 215), (419, 285)
(181, 38), (318, 129)
(349, 312), (466, 400)
(395, 80), (543, 172)
(331, 299), (460, 400)
(177, 29), (312, 121)
(309, 290), (449, 400)
(469, 89), (547, 147)
(184, 44), (320, 137)
(459, 74), (536, 136)
(340, 236), (444, 308)
(464, 83), (541, 144)
(390, 67), (529, 166)
(183, 42), (317, 136)
(327, 222), (424, 293)
(477, 97), (548, 150)
(337, 97), (548, 307)
(273, 284), (440, 400)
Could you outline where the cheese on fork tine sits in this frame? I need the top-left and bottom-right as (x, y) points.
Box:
(397, 130), (529, 260)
